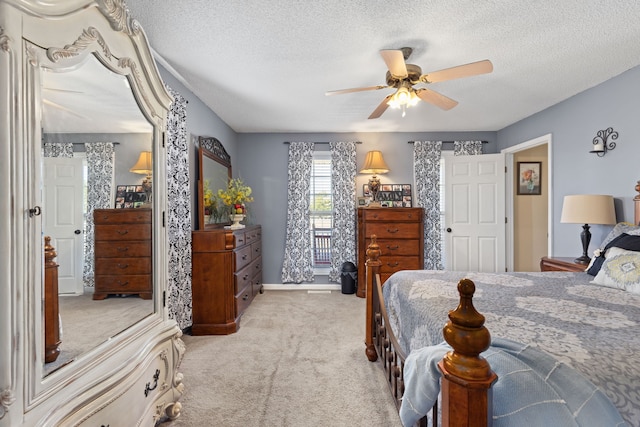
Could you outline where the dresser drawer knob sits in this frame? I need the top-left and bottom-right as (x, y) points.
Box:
(242, 254), (248, 260)
(117, 247), (129, 252)
(243, 293), (249, 301)
(117, 230), (129, 235)
(243, 274), (249, 280)
(386, 262), (399, 267)
(386, 245), (399, 250)
(116, 280), (129, 286)
(117, 263), (129, 269)
(387, 228), (399, 233)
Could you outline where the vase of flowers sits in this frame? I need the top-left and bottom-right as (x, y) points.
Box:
(218, 178), (253, 229)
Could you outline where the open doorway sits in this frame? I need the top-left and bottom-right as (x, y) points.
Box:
(503, 134), (552, 272)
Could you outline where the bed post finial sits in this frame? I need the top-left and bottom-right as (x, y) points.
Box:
(438, 278), (497, 427)
(365, 235), (382, 362)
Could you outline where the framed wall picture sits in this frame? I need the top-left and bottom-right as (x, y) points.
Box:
(115, 184), (148, 208)
(517, 162), (542, 195)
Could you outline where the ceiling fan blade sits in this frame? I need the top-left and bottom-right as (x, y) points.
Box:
(43, 99), (90, 118)
(43, 87), (84, 94)
(415, 88), (458, 111)
(420, 59), (493, 84)
(380, 50), (408, 79)
(368, 94), (393, 119)
(325, 85), (388, 96)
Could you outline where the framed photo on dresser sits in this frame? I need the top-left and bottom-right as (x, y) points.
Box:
(364, 183), (412, 207)
(114, 184), (148, 208)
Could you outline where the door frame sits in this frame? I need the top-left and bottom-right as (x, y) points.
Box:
(502, 133), (553, 272)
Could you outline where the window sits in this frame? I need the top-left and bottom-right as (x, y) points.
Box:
(310, 151), (332, 268)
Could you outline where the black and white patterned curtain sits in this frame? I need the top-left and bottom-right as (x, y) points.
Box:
(454, 140), (483, 155)
(413, 141), (443, 270)
(281, 142), (314, 283)
(43, 142), (74, 158)
(83, 142), (115, 287)
(165, 86), (192, 330)
(328, 141), (357, 282)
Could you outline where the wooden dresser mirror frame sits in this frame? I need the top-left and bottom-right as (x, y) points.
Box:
(197, 136), (232, 230)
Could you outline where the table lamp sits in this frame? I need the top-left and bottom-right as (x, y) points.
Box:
(360, 150), (389, 206)
(560, 194), (616, 264)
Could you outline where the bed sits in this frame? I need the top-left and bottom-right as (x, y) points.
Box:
(364, 214), (640, 426)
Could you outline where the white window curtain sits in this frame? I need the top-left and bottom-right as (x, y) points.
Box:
(328, 141), (357, 282)
(281, 142), (315, 283)
(165, 86), (192, 330)
(413, 140), (443, 270)
(83, 142), (115, 288)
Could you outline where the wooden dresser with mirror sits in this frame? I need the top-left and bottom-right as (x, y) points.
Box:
(0, 1), (184, 425)
(191, 136), (263, 335)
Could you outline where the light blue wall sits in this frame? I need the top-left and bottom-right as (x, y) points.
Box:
(497, 65), (640, 258)
(159, 57), (640, 282)
(237, 132), (496, 284)
(157, 66), (238, 227)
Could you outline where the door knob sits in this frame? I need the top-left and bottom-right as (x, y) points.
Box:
(74, 229), (82, 235)
(446, 228), (452, 233)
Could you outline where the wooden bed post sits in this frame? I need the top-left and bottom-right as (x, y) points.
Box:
(44, 236), (61, 363)
(438, 278), (497, 427)
(365, 235), (381, 362)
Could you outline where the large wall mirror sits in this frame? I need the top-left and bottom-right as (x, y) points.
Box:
(197, 136), (232, 229)
(33, 41), (156, 377)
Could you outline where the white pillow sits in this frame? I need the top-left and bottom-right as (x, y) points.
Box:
(591, 247), (640, 294)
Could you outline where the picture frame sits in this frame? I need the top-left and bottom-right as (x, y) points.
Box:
(115, 184), (148, 208)
(517, 162), (542, 195)
(363, 183), (412, 207)
(357, 196), (368, 207)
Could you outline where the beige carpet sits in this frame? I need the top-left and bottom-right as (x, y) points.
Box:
(159, 290), (402, 427)
(45, 294), (153, 375)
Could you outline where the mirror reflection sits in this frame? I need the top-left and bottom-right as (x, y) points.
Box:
(198, 136), (232, 229)
(41, 54), (154, 375)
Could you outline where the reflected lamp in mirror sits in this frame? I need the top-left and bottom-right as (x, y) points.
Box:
(589, 127), (619, 157)
(560, 194), (616, 264)
(360, 150), (389, 206)
(130, 151), (152, 203)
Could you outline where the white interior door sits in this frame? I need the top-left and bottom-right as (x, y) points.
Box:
(444, 153), (505, 272)
(43, 157), (85, 295)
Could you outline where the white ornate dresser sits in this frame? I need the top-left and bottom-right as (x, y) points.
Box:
(0, 1), (184, 425)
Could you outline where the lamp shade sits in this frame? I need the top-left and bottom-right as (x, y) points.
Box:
(360, 150), (390, 174)
(130, 151), (152, 177)
(560, 194), (616, 225)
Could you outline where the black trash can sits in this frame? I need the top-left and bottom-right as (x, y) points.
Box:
(341, 262), (357, 294)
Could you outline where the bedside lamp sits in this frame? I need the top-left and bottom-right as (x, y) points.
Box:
(130, 151), (152, 204)
(360, 150), (389, 206)
(560, 194), (616, 264)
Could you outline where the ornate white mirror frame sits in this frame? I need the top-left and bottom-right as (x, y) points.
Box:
(0, 1), (184, 425)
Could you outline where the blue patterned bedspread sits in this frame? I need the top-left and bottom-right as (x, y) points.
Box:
(382, 270), (640, 425)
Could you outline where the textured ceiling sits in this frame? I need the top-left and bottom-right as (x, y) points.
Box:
(125, 0), (640, 133)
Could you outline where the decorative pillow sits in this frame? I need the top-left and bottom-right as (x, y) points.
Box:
(586, 233), (640, 275)
(599, 222), (640, 249)
(591, 247), (640, 294)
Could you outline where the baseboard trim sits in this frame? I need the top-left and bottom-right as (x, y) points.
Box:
(263, 284), (341, 291)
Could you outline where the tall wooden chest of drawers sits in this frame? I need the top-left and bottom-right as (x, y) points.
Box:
(93, 208), (152, 300)
(191, 225), (263, 335)
(356, 207), (424, 298)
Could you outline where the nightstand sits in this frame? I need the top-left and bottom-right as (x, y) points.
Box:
(540, 256), (588, 272)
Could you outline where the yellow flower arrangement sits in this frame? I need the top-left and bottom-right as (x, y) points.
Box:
(203, 179), (215, 212)
(218, 178), (254, 212)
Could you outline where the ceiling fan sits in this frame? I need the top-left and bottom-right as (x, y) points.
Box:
(326, 47), (493, 119)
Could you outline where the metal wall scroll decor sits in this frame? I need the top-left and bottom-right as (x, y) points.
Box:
(589, 127), (618, 157)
